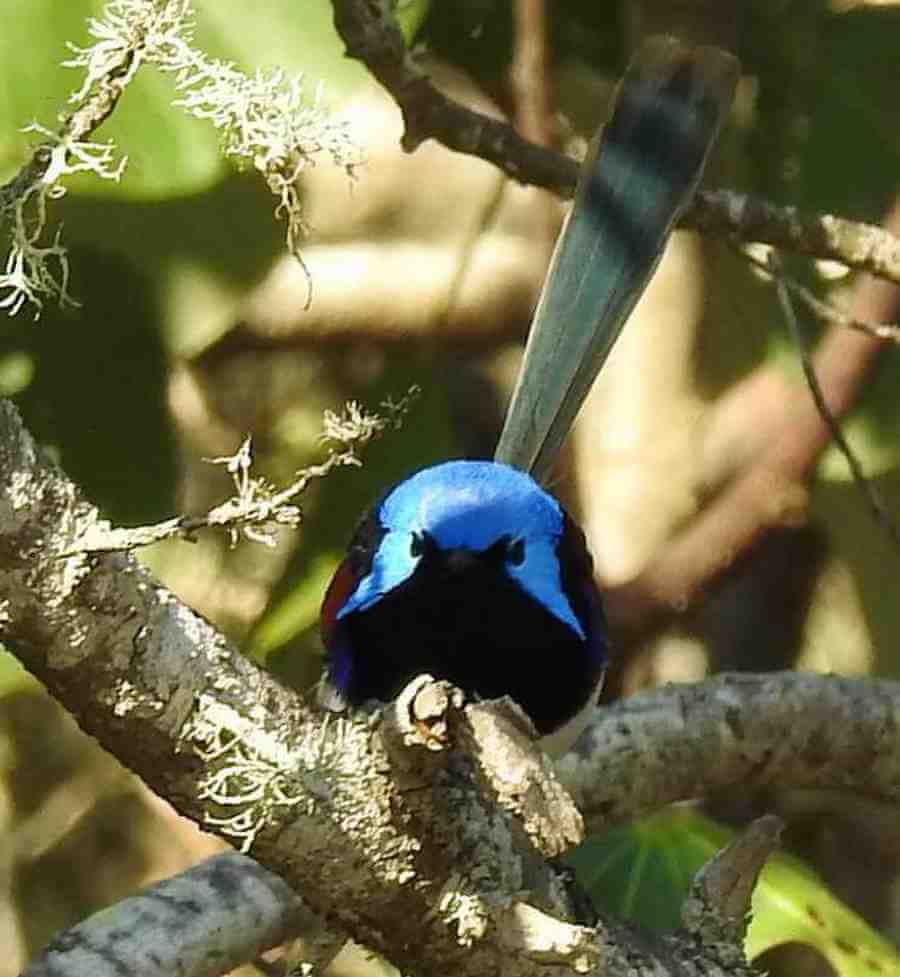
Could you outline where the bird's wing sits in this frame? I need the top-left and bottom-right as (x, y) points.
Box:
(494, 36), (739, 482)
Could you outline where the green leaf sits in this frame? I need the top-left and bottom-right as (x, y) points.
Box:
(0, 0), (91, 154)
(566, 809), (900, 977)
(747, 841), (900, 977)
(565, 811), (706, 932)
(192, 0), (372, 105)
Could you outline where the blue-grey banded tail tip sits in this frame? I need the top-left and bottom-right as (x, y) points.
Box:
(495, 37), (739, 483)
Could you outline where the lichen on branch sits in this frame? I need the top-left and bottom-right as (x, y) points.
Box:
(1, 0), (362, 317)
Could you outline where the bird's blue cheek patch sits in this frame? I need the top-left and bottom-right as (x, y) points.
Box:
(337, 531), (419, 619)
(507, 537), (586, 640)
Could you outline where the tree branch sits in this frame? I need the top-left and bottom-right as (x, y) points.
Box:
(3, 396), (897, 974)
(24, 826), (774, 977)
(560, 673), (900, 832)
(771, 250), (900, 551)
(1, 397), (771, 976)
(332, 0), (577, 194)
(20, 852), (339, 977)
(330, 0), (900, 286)
(739, 245), (900, 345)
(62, 393), (417, 555)
(688, 189), (900, 286)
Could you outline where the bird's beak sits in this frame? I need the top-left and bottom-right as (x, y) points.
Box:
(440, 547), (483, 575)
(494, 36), (739, 483)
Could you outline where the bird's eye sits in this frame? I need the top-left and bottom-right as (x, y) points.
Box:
(507, 537), (525, 566)
(410, 531), (427, 558)
(485, 535), (526, 566)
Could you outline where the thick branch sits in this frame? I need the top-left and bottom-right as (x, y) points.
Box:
(0, 397), (767, 977)
(0, 398), (559, 975)
(560, 673), (900, 831)
(2, 398), (895, 975)
(21, 852), (337, 977)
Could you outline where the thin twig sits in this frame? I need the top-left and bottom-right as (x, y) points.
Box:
(689, 188), (900, 288)
(738, 244), (900, 343)
(508, 0), (561, 253)
(61, 392), (418, 555)
(769, 250), (900, 554)
(510, 0), (554, 147)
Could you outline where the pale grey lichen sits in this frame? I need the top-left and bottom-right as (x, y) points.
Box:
(4, 0), (363, 317)
(192, 702), (308, 851)
(437, 880), (491, 947)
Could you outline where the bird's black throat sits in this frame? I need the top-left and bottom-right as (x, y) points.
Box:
(337, 533), (602, 735)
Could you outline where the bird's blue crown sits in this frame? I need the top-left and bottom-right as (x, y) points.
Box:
(337, 459), (585, 638)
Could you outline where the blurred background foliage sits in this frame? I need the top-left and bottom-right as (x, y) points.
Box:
(2, 0), (900, 974)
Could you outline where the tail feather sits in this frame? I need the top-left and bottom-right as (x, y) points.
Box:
(495, 37), (740, 481)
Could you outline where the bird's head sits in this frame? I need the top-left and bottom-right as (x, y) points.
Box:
(329, 460), (585, 640)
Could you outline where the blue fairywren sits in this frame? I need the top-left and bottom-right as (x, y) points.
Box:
(320, 38), (739, 755)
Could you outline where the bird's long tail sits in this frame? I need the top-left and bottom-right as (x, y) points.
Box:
(494, 37), (740, 482)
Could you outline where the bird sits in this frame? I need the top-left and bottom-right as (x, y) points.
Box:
(319, 37), (739, 756)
